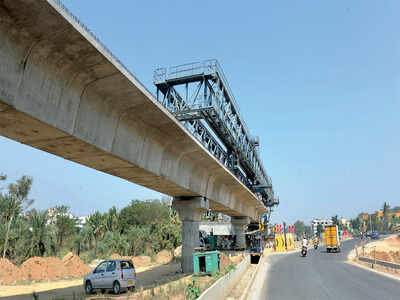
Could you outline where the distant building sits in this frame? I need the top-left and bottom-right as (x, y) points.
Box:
(311, 218), (333, 235)
(46, 207), (75, 225)
(77, 216), (88, 228)
(161, 195), (173, 207)
(340, 218), (351, 229)
(361, 209), (400, 222)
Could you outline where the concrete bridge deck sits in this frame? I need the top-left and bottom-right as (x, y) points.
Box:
(0, 0), (267, 220)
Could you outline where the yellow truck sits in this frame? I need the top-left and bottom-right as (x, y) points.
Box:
(325, 225), (341, 253)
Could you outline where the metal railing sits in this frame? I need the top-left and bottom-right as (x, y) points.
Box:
(154, 60), (250, 136)
(358, 256), (400, 270)
(154, 59), (216, 82)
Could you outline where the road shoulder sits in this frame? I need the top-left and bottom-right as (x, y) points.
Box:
(346, 237), (400, 282)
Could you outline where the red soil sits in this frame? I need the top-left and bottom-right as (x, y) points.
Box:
(0, 258), (23, 284)
(62, 253), (91, 278)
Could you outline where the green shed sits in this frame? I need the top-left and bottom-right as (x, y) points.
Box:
(193, 251), (220, 275)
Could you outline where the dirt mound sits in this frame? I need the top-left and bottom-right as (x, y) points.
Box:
(20, 257), (69, 281)
(386, 234), (400, 247)
(6, 254), (91, 283)
(0, 258), (23, 284)
(219, 253), (232, 272)
(155, 250), (173, 264)
(174, 246), (182, 257)
(62, 253), (91, 278)
(20, 257), (50, 281)
(110, 253), (121, 259)
(372, 251), (391, 262)
(61, 253), (74, 262)
(89, 259), (103, 268)
(390, 251), (400, 263)
(132, 256), (152, 267)
(44, 257), (66, 280)
(368, 250), (400, 264)
(121, 256), (135, 260)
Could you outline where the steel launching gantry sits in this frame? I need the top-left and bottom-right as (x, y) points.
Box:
(153, 59), (278, 208)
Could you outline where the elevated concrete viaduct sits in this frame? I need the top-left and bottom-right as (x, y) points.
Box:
(0, 0), (268, 272)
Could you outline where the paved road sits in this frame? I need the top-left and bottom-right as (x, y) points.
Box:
(262, 239), (400, 300)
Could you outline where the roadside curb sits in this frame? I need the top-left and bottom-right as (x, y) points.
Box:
(197, 255), (250, 300)
(245, 254), (269, 300)
(242, 248), (302, 300)
(347, 246), (400, 282)
(239, 255), (263, 300)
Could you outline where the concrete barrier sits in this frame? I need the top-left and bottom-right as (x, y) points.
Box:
(240, 253), (265, 300)
(198, 255), (250, 300)
(245, 254), (269, 300)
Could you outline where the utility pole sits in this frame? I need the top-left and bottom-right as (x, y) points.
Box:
(369, 215), (373, 232)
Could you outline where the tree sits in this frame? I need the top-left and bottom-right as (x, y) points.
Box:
(87, 211), (106, 257)
(382, 202), (391, 232)
(0, 173), (6, 188)
(331, 215), (339, 226)
(294, 220), (306, 239)
(0, 173), (6, 210)
(0, 214), (30, 262)
(104, 231), (129, 256)
(316, 224), (324, 237)
(1, 176), (33, 258)
(305, 225), (313, 238)
(149, 219), (182, 253)
(119, 200), (170, 230)
(125, 226), (151, 256)
(383, 202), (390, 214)
(350, 218), (361, 233)
(104, 206), (119, 232)
(26, 209), (51, 257)
(54, 206), (76, 251)
(78, 224), (94, 253)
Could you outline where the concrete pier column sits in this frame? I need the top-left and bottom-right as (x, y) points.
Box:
(172, 196), (209, 273)
(232, 217), (250, 249)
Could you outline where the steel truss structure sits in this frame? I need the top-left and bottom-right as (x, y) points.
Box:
(154, 59), (278, 208)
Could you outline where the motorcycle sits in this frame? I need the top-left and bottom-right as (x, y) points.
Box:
(314, 242), (318, 250)
(301, 246), (307, 257)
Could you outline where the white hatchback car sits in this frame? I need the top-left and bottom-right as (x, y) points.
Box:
(84, 259), (136, 295)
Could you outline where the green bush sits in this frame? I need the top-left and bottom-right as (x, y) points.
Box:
(186, 278), (201, 300)
(1, 179), (182, 263)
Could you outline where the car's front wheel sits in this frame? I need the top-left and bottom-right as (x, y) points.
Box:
(113, 281), (121, 295)
(85, 281), (93, 295)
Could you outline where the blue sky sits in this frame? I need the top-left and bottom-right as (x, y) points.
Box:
(1, 0), (399, 224)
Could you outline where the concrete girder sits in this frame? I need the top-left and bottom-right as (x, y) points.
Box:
(0, 0), (267, 220)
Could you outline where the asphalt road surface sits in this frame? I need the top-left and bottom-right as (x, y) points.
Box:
(262, 239), (400, 300)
